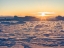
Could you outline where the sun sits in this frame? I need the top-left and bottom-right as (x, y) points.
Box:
(38, 12), (55, 17)
(41, 12), (46, 16)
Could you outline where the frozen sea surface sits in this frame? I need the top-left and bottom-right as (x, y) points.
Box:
(0, 21), (64, 48)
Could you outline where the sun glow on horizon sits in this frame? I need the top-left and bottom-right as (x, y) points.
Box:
(38, 12), (55, 17)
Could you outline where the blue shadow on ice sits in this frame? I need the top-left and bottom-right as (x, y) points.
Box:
(0, 38), (16, 47)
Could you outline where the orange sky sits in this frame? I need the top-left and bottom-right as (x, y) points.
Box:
(0, 0), (64, 17)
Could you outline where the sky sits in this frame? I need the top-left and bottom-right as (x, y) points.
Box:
(0, 0), (64, 16)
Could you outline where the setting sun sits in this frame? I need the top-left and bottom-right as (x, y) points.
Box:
(38, 12), (55, 17)
(41, 12), (46, 16)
